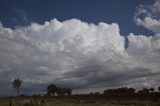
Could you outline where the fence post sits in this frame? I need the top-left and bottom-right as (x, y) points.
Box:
(9, 96), (12, 106)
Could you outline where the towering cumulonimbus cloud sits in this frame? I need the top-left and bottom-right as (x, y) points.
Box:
(0, 19), (127, 94)
(0, 0), (160, 95)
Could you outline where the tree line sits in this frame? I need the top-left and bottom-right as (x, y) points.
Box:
(103, 86), (160, 94)
(47, 84), (72, 96)
(12, 78), (160, 96)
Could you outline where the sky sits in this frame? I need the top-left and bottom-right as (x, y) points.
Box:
(0, 0), (160, 95)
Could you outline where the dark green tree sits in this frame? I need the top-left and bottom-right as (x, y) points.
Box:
(56, 87), (65, 96)
(138, 87), (150, 93)
(12, 78), (22, 106)
(95, 92), (99, 95)
(65, 88), (72, 95)
(150, 87), (154, 92)
(129, 88), (136, 93)
(103, 87), (135, 94)
(158, 86), (160, 92)
(47, 84), (57, 96)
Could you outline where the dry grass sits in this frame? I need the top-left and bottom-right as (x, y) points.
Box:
(0, 97), (160, 106)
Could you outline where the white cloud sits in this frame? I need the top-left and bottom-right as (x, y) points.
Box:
(134, 0), (160, 33)
(0, 18), (160, 95)
(136, 17), (160, 33)
(131, 0), (160, 77)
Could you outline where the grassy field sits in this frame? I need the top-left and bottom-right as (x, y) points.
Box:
(0, 94), (160, 106)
